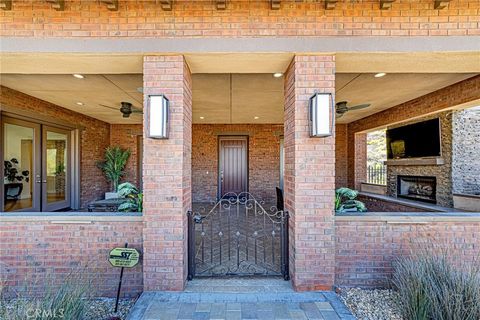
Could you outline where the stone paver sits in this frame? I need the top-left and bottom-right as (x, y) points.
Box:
(127, 278), (355, 320)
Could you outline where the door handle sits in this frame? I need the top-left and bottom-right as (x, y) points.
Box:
(220, 170), (224, 182)
(36, 175), (41, 184)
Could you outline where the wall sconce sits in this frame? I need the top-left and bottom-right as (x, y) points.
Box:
(147, 95), (169, 139)
(309, 92), (334, 137)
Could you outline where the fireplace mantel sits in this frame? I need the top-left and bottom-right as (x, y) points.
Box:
(384, 157), (445, 166)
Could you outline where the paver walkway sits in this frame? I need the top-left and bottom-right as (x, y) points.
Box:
(127, 278), (355, 320)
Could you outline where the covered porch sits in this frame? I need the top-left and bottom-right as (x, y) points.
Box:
(1, 50), (479, 294)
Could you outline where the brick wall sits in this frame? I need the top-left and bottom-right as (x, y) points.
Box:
(1, 0), (479, 37)
(335, 217), (480, 287)
(284, 55), (336, 291)
(192, 124), (283, 203)
(358, 194), (430, 212)
(335, 124), (348, 189)
(0, 217), (143, 298)
(0, 86), (110, 208)
(110, 124), (143, 189)
(142, 55), (192, 291)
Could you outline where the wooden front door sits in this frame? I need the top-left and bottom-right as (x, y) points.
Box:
(218, 136), (248, 198)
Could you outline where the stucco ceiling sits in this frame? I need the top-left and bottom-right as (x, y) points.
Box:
(0, 73), (477, 124)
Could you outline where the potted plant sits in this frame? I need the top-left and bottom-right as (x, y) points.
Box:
(117, 182), (143, 212)
(4, 158), (30, 200)
(335, 187), (367, 213)
(96, 146), (131, 199)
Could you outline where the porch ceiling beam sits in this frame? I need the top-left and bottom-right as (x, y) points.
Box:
(380, 0), (396, 10)
(271, 0), (280, 10)
(434, 0), (451, 9)
(100, 0), (118, 11)
(160, 0), (172, 11)
(0, 0), (12, 10)
(325, 0), (338, 10)
(216, 0), (226, 10)
(45, 0), (65, 11)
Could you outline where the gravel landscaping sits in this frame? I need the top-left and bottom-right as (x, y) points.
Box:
(85, 298), (136, 320)
(338, 287), (403, 320)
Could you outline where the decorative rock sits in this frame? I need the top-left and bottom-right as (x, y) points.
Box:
(338, 287), (402, 320)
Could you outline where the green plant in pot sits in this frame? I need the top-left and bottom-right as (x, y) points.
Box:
(117, 182), (143, 212)
(335, 187), (367, 213)
(96, 146), (131, 199)
(4, 158), (30, 183)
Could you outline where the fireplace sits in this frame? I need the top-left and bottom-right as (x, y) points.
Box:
(397, 175), (437, 204)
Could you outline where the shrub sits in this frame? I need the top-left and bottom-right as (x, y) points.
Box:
(96, 146), (131, 192)
(117, 182), (143, 212)
(393, 249), (480, 320)
(0, 270), (92, 320)
(335, 187), (367, 213)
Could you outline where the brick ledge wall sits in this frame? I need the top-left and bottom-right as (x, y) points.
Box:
(335, 217), (480, 288)
(0, 219), (143, 298)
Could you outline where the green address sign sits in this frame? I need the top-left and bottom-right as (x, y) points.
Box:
(108, 247), (140, 268)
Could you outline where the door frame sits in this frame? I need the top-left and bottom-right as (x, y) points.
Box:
(1, 117), (42, 212)
(41, 125), (72, 212)
(217, 135), (249, 200)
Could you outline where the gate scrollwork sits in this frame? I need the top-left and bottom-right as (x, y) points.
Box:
(187, 192), (289, 279)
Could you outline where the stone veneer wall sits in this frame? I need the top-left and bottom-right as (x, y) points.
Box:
(192, 124), (283, 204)
(452, 107), (480, 195)
(386, 111), (453, 207)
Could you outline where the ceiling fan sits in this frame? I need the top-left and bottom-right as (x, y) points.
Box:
(99, 102), (143, 118)
(335, 101), (371, 118)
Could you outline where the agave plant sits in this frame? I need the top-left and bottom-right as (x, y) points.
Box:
(117, 182), (143, 212)
(96, 146), (131, 192)
(335, 187), (367, 213)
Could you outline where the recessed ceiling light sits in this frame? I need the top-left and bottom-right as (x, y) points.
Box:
(73, 74), (85, 79)
(273, 73), (283, 78)
(374, 72), (387, 78)
(254, 116), (260, 120)
(199, 116), (205, 120)
(76, 102), (84, 106)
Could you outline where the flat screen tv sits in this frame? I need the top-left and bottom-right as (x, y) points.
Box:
(386, 118), (441, 159)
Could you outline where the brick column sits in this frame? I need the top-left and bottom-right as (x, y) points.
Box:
(347, 129), (367, 190)
(284, 55), (336, 291)
(142, 56), (192, 291)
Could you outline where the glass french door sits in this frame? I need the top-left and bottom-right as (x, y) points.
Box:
(2, 117), (71, 212)
(42, 126), (70, 211)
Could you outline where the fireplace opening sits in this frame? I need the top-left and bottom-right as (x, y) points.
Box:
(397, 175), (437, 204)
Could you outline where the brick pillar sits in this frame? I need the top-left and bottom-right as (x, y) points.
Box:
(142, 56), (192, 291)
(284, 55), (336, 291)
(347, 129), (367, 190)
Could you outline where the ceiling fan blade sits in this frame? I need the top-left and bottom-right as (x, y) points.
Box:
(131, 108), (144, 114)
(98, 104), (118, 111)
(348, 103), (371, 111)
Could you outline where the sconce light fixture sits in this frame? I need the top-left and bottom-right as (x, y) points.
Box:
(147, 95), (169, 139)
(309, 92), (334, 137)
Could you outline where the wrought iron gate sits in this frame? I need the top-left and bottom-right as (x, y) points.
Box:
(188, 192), (289, 279)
